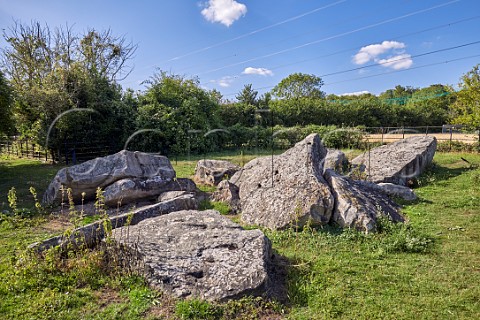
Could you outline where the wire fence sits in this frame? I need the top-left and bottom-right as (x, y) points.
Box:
(1, 125), (478, 163)
(0, 137), (115, 164)
(363, 125), (479, 145)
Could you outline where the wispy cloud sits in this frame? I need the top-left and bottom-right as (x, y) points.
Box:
(377, 54), (413, 70)
(242, 67), (274, 76)
(339, 91), (371, 96)
(201, 0), (247, 27)
(353, 41), (412, 70)
(211, 76), (235, 87)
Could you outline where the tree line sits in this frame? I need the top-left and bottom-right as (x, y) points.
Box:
(0, 21), (479, 157)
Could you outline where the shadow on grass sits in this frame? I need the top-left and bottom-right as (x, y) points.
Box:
(416, 162), (478, 188)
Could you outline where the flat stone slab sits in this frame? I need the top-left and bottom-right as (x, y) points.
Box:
(29, 194), (198, 253)
(351, 136), (436, 185)
(112, 210), (272, 301)
(43, 150), (175, 205)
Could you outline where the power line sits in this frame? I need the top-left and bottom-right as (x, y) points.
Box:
(221, 53), (480, 97)
(324, 53), (480, 86)
(174, 0), (397, 74)
(163, 0), (347, 63)
(320, 40), (480, 78)
(200, 15), (480, 87)
(196, 0), (460, 76)
(257, 15), (480, 74)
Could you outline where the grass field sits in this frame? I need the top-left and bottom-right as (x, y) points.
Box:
(0, 151), (479, 319)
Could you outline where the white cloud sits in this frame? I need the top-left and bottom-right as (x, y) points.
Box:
(211, 76), (235, 87)
(352, 40), (412, 70)
(242, 67), (274, 76)
(377, 54), (413, 70)
(339, 91), (371, 96)
(201, 0), (247, 27)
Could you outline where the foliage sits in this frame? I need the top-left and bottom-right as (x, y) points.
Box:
(134, 71), (222, 155)
(0, 71), (13, 136)
(451, 64), (480, 129)
(235, 84), (258, 106)
(175, 299), (222, 319)
(271, 72), (325, 99)
(1, 152), (480, 319)
(198, 200), (231, 215)
(1, 21), (137, 153)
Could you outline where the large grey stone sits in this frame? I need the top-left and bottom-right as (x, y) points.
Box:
(323, 149), (349, 174)
(104, 177), (198, 207)
(232, 134), (334, 229)
(377, 183), (417, 201)
(43, 150), (175, 205)
(194, 159), (240, 186)
(112, 210), (272, 301)
(325, 169), (406, 233)
(29, 194), (198, 253)
(351, 136), (436, 185)
(210, 180), (240, 214)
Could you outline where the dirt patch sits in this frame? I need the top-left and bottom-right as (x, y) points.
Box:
(95, 286), (127, 309)
(38, 214), (73, 233)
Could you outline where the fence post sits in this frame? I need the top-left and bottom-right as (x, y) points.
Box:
(478, 127), (480, 153)
(449, 128), (453, 151)
(402, 126), (405, 139)
(425, 126), (429, 136)
(381, 127), (384, 144)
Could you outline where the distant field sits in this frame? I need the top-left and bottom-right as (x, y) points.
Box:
(366, 132), (478, 144)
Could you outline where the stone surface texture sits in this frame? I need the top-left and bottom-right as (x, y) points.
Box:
(43, 150), (175, 205)
(351, 136), (437, 185)
(210, 180), (240, 213)
(194, 159), (240, 186)
(29, 194), (198, 253)
(325, 169), (406, 233)
(323, 149), (349, 174)
(104, 177), (198, 207)
(232, 134), (334, 229)
(112, 210), (272, 301)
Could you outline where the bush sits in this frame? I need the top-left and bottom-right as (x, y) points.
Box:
(437, 140), (480, 152)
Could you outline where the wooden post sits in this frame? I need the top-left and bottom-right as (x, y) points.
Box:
(449, 128), (453, 151)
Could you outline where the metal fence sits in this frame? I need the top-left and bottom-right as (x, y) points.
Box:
(0, 137), (115, 164)
(363, 126), (479, 145)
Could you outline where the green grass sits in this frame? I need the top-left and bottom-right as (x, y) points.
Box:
(0, 152), (479, 319)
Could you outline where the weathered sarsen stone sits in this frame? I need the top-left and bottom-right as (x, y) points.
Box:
(232, 134), (334, 229)
(104, 177), (198, 207)
(43, 150), (175, 205)
(29, 194), (198, 253)
(112, 210), (272, 301)
(351, 136), (436, 185)
(210, 180), (240, 213)
(194, 159), (240, 186)
(325, 169), (406, 233)
(323, 149), (349, 174)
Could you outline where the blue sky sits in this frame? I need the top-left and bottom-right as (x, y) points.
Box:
(1, 0), (479, 99)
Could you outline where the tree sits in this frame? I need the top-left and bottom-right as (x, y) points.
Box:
(271, 73), (325, 99)
(0, 71), (13, 136)
(406, 84), (455, 126)
(1, 21), (137, 150)
(379, 85), (418, 105)
(136, 71), (221, 154)
(451, 64), (480, 129)
(236, 84), (258, 106)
